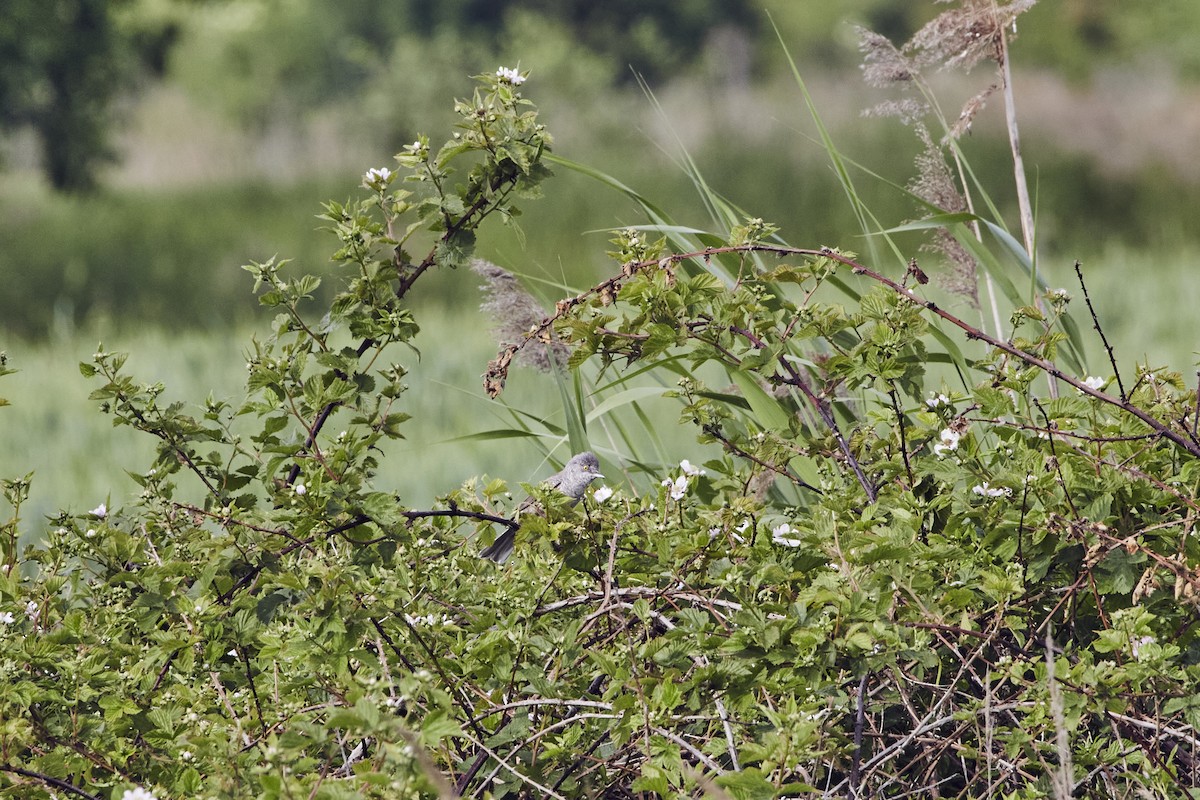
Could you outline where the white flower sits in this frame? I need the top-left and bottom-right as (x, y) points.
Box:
(679, 459), (706, 477)
(1131, 635), (1156, 660)
(933, 428), (961, 456)
(495, 66), (526, 85)
(180, 750), (193, 761)
(24, 601), (38, 620)
(363, 166), (392, 186)
(121, 788), (157, 800)
(925, 393), (951, 409)
(661, 475), (689, 501)
(294, 482), (306, 496)
(90, 503), (107, 518)
(0, 611), (14, 624)
(1048, 288), (1071, 302)
(971, 482), (1009, 498)
(592, 485), (613, 503)
(1081, 376), (1106, 391)
(772, 523), (802, 548)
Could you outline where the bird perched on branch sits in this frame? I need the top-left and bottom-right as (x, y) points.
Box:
(480, 451), (604, 564)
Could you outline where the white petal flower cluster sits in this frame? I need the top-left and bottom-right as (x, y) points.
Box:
(403, 612), (453, 628)
(362, 166), (394, 190)
(495, 66), (526, 85)
(1131, 635), (1156, 661)
(933, 428), (961, 456)
(662, 475), (689, 500)
(771, 523), (802, 548)
(661, 460), (706, 500)
(925, 393), (951, 409)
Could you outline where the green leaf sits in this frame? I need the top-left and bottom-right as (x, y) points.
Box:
(361, 492), (405, 527)
(714, 767), (776, 800)
(420, 709), (463, 746)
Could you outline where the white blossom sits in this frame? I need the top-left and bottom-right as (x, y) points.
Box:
(933, 428), (961, 456)
(772, 523), (802, 548)
(1081, 375), (1106, 391)
(121, 788), (157, 800)
(495, 66), (526, 85)
(679, 459), (706, 477)
(0, 611), (14, 625)
(24, 601), (38, 620)
(971, 482), (1009, 498)
(363, 166), (392, 187)
(90, 503), (107, 518)
(294, 482), (306, 496)
(661, 475), (689, 501)
(1131, 635), (1156, 660)
(592, 485), (614, 503)
(925, 393), (951, 409)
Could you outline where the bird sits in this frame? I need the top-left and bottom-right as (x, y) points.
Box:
(480, 451), (604, 564)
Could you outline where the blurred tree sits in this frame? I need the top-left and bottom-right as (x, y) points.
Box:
(0, 0), (128, 191)
(411, 0), (762, 85)
(0, 0), (182, 191)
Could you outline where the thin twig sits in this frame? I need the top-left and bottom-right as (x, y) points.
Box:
(1074, 260), (1126, 399)
(849, 672), (870, 798)
(0, 767), (101, 800)
(888, 386), (915, 486)
(497, 244), (1200, 460)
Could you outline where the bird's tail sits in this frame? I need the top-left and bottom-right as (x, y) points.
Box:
(480, 529), (516, 564)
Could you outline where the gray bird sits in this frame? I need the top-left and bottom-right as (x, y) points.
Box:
(480, 451), (604, 564)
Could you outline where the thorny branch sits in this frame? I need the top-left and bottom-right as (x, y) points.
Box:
(490, 244), (1200, 461)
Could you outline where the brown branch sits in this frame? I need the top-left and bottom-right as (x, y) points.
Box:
(501, 244), (1200, 459)
(0, 766), (100, 800)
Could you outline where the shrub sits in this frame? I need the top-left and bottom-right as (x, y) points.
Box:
(3, 25), (1200, 800)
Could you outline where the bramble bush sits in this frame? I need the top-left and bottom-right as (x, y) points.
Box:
(4, 8), (1200, 799)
